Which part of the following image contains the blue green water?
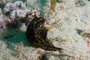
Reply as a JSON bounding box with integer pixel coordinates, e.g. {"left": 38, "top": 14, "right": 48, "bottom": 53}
{"left": 0, "top": 29, "right": 30, "bottom": 50}
{"left": 0, "top": 0, "right": 49, "bottom": 51}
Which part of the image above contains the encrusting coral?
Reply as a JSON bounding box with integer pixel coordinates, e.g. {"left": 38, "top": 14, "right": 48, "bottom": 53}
{"left": 50, "top": 0, "right": 56, "bottom": 12}
{"left": 0, "top": 0, "right": 90, "bottom": 60}
{"left": 3, "top": 1, "right": 26, "bottom": 14}
{"left": 0, "top": 9, "right": 6, "bottom": 31}
{"left": 0, "top": 1, "right": 41, "bottom": 30}
{"left": 15, "top": 42, "right": 24, "bottom": 59}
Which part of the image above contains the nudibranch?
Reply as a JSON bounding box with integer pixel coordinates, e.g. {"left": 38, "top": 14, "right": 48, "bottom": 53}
{"left": 26, "top": 16, "right": 63, "bottom": 51}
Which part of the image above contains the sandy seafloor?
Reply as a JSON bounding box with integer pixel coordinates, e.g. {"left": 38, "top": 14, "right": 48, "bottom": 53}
{"left": 0, "top": 0, "right": 90, "bottom": 60}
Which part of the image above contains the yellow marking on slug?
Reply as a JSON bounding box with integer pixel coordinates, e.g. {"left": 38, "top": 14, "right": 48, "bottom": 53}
{"left": 33, "top": 18, "right": 43, "bottom": 30}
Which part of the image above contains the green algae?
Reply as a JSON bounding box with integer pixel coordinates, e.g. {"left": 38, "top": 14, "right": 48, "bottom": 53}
{"left": 76, "top": 29, "right": 83, "bottom": 35}
{"left": 0, "top": 4, "right": 4, "bottom": 9}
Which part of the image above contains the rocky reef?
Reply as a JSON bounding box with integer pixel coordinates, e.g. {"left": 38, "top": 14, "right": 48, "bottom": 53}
{"left": 0, "top": 0, "right": 90, "bottom": 60}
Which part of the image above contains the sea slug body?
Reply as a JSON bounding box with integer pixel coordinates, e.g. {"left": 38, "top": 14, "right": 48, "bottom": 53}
{"left": 26, "top": 17, "right": 63, "bottom": 51}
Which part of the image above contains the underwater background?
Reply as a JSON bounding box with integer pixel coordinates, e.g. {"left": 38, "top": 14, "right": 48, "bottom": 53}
{"left": 0, "top": 0, "right": 90, "bottom": 60}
